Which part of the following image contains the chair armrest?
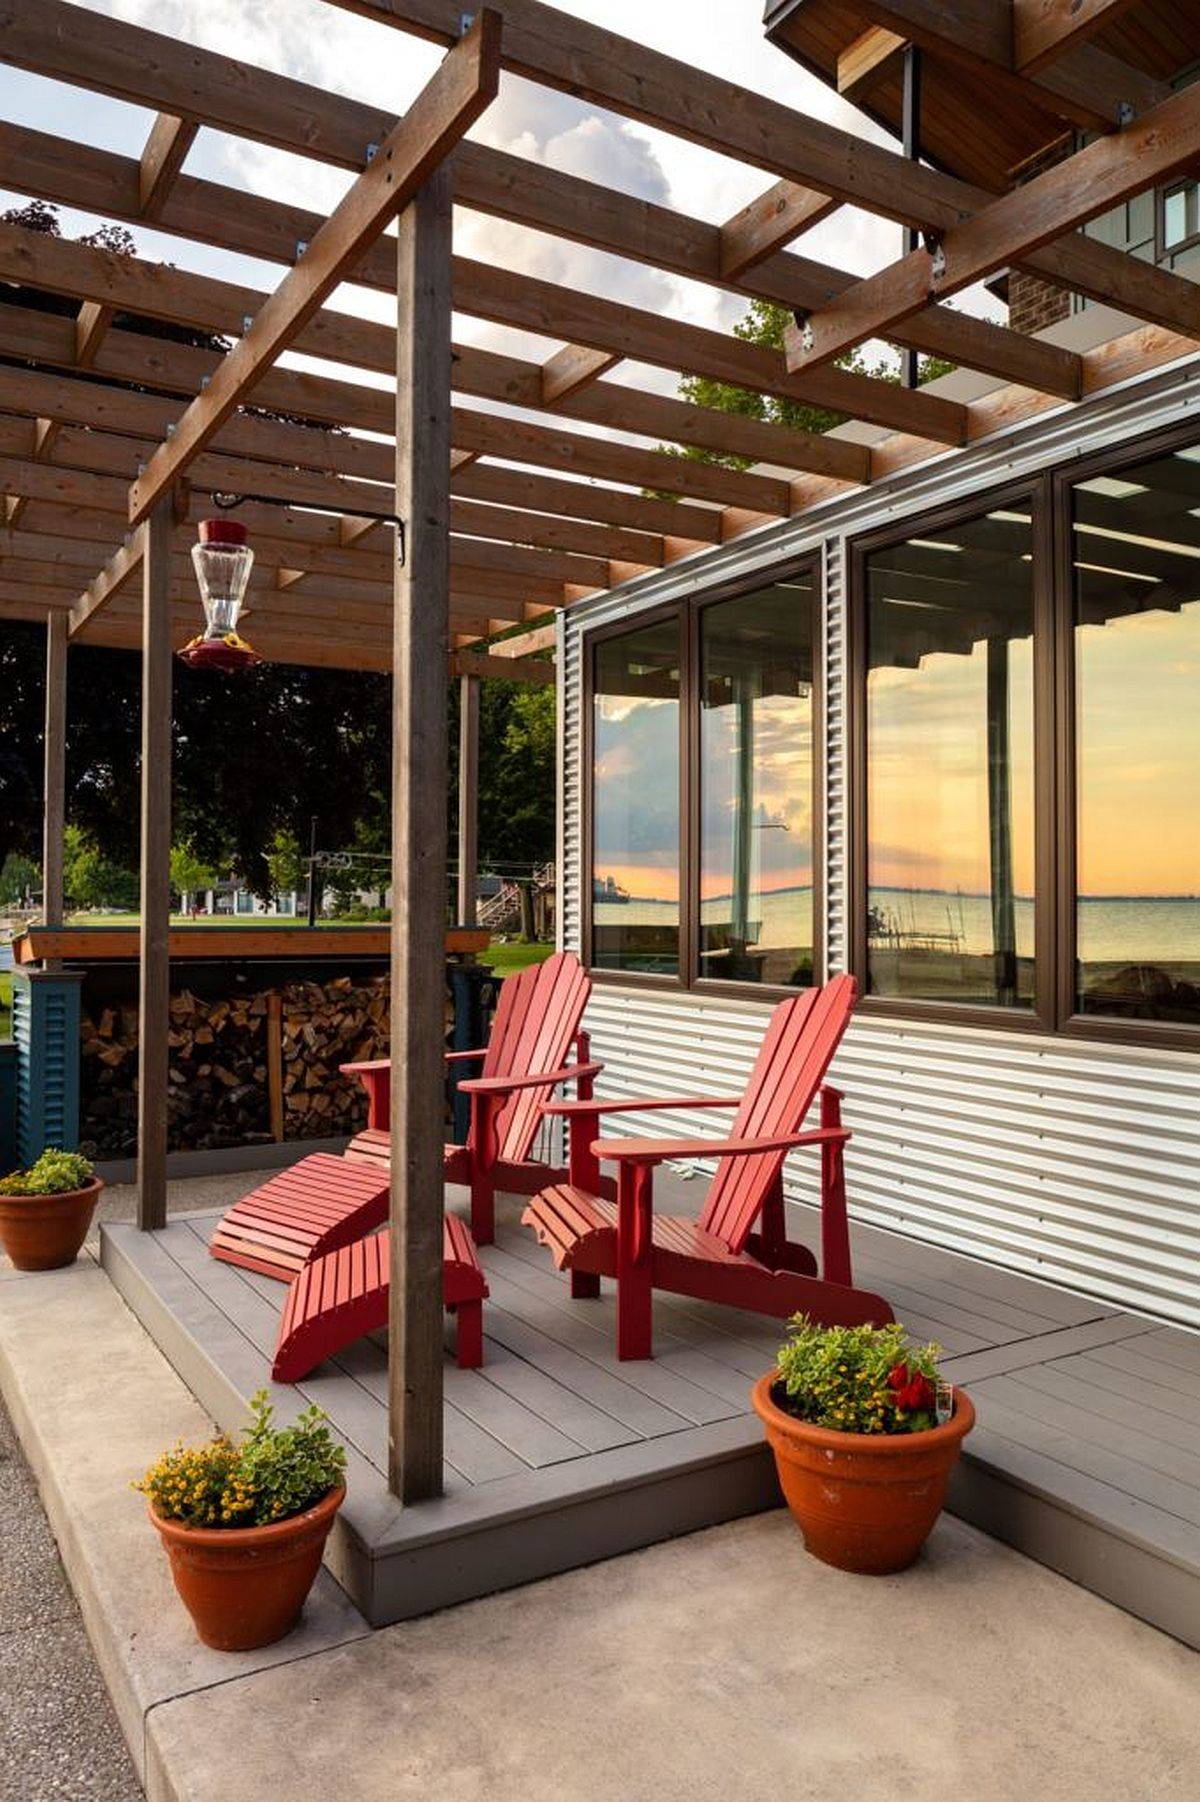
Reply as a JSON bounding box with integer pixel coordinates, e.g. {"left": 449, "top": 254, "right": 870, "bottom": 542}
{"left": 340, "top": 1058, "right": 389, "bottom": 1079}
{"left": 544, "top": 1093, "right": 742, "bottom": 1119}
{"left": 592, "top": 1126, "right": 850, "bottom": 1165}
{"left": 444, "top": 1048, "right": 488, "bottom": 1065}
{"left": 458, "top": 1061, "right": 603, "bottom": 1097}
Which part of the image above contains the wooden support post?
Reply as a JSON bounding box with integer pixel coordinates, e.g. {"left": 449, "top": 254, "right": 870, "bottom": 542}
{"left": 42, "top": 610, "right": 67, "bottom": 932}
{"left": 136, "top": 498, "right": 173, "bottom": 1231}
{"left": 388, "top": 168, "right": 452, "bottom": 1504}
{"left": 266, "top": 991, "right": 284, "bottom": 1143}
{"left": 456, "top": 673, "right": 479, "bottom": 926}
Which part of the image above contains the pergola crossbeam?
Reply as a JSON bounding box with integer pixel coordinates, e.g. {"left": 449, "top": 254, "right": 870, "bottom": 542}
{"left": 128, "top": 11, "right": 501, "bottom": 524}
{"left": 787, "top": 82, "right": 1200, "bottom": 374}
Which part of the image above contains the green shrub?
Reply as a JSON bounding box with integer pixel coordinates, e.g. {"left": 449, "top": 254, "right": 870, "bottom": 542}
{"left": 773, "top": 1317, "right": 944, "bottom": 1435}
{"left": 0, "top": 1149, "right": 95, "bottom": 1196}
{"left": 136, "top": 1391, "right": 346, "bottom": 1528}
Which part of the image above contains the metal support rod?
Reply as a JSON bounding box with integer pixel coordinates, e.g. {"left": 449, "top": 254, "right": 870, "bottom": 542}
{"left": 901, "top": 45, "right": 922, "bottom": 391}
{"left": 306, "top": 814, "right": 319, "bottom": 927}
{"left": 457, "top": 673, "right": 480, "bottom": 926}
{"left": 42, "top": 610, "right": 67, "bottom": 933}
{"left": 987, "top": 635, "right": 1018, "bottom": 1007}
{"left": 136, "top": 498, "right": 174, "bottom": 1230}
{"left": 388, "top": 168, "right": 452, "bottom": 1503}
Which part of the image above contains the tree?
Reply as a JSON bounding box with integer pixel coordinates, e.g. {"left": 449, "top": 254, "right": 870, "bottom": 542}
{"left": 0, "top": 853, "right": 39, "bottom": 907}
{"left": 62, "top": 825, "right": 138, "bottom": 912}
{"left": 264, "top": 828, "right": 307, "bottom": 902}
{"left": 449, "top": 681, "right": 557, "bottom": 871}
{"left": 169, "top": 842, "right": 219, "bottom": 901}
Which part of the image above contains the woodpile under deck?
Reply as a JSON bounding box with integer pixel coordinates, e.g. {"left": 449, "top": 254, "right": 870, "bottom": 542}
{"left": 102, "top": 1176, "right": 1200, "bottom": 1643}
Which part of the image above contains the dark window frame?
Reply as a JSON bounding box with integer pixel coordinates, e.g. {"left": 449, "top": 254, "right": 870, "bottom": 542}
{"left": 847, "top": 423, "right": 1200, "bottom": 1051}
{"left": 1156, "top": 178, "right": 1200, "bottom": 262}
{"left": 581, "top": 555, "right": 824, "bottom": 1000}
{"left": 847, "top": 476, "right": 1056, "bottom": 1036}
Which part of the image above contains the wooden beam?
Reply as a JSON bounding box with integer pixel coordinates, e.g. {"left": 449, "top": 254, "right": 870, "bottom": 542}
{"left": 788, "top": 84, "right": 1200, "bottom": 373}
{"left": 0, "top": 115, "right": 1102, "bottom": 417}
{"left": 837, "top": 27, "right": 908, "bottom": 104}
{"left": 69, "top": 532, "right": 144, "bottom": 638}
{"left": 136, "top": 498, "right": 172, "bottom": 1232}
{"left": 718, "top": 181, "right": 837, "bottom": 281}
{"left": 389, "top": 167, "right": 452, "bottom": 1504}
{"left": 456, "top": 674, "right": 479, "bottom": 925}
{"left": 1014, "top": 0, "right": 1142, "bottom": 73}
{"left": 453, "top": 648, "right": 555, "bottom": 684}
{"left": 41, "top": 610, "right": 67, "bottom": 931}
{"left": 128, "top": 12, "right": 501, "bottom": 523}
{"left": 540, "top": 344, "right": 620, "bottom": 406}
{"left": 139, "top": 113, "right": 198, "bottom": 218}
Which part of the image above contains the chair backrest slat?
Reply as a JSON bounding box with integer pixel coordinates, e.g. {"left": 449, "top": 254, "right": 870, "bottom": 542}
{"left": 483, "top": 952, "right": 591, "bottom": 1164}
{"left": 699, "top": 975, "right": 857, "bottom": 1254}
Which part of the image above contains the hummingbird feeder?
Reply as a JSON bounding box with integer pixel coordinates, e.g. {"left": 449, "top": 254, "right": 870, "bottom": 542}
{"left": 179, "top": 517, "right": 261, "bottom": 672}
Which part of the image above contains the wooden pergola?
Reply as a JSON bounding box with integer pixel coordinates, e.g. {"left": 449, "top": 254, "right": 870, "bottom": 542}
{"left": 3, "top": 0, "right": 1198, "bottom": 1501}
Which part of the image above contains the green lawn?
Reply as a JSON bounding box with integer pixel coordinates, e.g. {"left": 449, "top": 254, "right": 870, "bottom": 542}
{"left": 481, "top": 942, "right": 555, "bottom": 975}
{"left": 0, "top": 972, "right": 11, "bottom": 1041}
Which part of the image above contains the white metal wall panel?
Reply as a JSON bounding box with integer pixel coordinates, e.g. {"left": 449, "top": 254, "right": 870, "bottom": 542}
{"left": 559, "top": 356, "right": 1200, "bottom": 1331}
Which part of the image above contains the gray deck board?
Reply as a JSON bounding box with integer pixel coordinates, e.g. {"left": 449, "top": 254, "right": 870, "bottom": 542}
{"left": 99, "top": 1187, "right": 1200, "bottom": 1646}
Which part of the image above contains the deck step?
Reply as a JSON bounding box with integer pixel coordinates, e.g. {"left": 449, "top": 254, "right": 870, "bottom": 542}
{"left": 100, "top": 1208, "right": 1200, "bottom": 1644}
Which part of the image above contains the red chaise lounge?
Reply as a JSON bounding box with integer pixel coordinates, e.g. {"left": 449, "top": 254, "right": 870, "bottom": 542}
{"left": 521, "top": 975, "right": 893, "bottom": 1359}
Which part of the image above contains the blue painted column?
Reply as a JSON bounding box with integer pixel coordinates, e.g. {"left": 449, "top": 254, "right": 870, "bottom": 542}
{"left": 12, "top": 968, "right": 84, "bottom": 1165}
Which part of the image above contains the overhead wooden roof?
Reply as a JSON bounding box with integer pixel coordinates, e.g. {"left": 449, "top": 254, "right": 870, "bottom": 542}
{"left": 0, "top": 0, "right": 1197, "bottom": 674}
{"left": 765, "top": 0, "right": 1200, "bottom": 187}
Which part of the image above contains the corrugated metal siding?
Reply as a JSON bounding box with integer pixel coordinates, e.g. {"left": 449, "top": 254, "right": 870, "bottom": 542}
{"left": 561, "top": 357, "right": 1200, "bottom": 1332}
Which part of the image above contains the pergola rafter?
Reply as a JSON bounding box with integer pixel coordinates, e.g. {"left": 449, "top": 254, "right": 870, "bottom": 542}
{"left": 0, "top": 0, "right": 1191, "bottom": 671}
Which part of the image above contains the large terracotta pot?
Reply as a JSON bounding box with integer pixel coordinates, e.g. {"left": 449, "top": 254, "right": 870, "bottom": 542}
{"left": 0, "top": 1176, "right": 105, "bottom": 1271}
{"left": 149, "top": 1483, "right": 345, "bottom": 1651}
{"left": 752, "top": 1371, "right": 974, "bottom": 1574}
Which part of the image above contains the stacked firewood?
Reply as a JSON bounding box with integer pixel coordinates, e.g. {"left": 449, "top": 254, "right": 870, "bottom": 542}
{"left": 278, "top": 973, "right": 389, "bottom": 1136}
{"left": 80, "top": 990, "right": 272, "bottom": 1158}
{"left": 78, "top": 970, "right": 415, "bottom": 1158}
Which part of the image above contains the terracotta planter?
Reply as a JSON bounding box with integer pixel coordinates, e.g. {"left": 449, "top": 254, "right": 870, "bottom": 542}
{"left": 752, "top": 1371, "right": 974, "bottom": 1574}
{"left": 150, "top": 1477, "right": 340, "bottom": 1650}
{"left": 149, "top": 1483, "right": 345, "bottom": 1651}
{"left": 0, "top": 1176, "right": 105, "bottom": 1271}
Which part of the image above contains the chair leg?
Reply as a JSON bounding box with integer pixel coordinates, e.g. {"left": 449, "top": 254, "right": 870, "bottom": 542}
{"left": 820, "top": 1088, "right": 852, "bottom": 1286}
{"left": 616, "top": 1162, "right": 653, "bottom": 1359}
{"left": 570, "top": 1270, "right": 601, "bottom": 1299}
{"left": 454, "top": 1299, "right": 484, "bottom": 1369}
{"left": 470, "top": 1169, "right": 495, "bottom": 1246}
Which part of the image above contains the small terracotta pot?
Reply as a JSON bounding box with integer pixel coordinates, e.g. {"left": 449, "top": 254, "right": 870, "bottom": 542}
{"left": 149, "top": 1484, "right": 346, "bottom": 1651}
{"left": 752, "top": 1371, "right": 974, "bottom": 1575}
{"left": 0, "top": 1176, "right": 105, "bottom": 1271}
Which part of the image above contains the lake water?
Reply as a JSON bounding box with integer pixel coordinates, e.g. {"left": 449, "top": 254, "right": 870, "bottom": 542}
{"left": 596, "top": 885, "right": 1200, "bottom": 966}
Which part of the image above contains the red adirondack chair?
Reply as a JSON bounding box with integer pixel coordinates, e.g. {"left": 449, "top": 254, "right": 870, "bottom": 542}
{"left": 339, "top": 949, "right": 601, "bottom": 1244}
{"left": 521, "top": 975, "right": 893, "bottom": 1359}
{"left": 210, "top": 951, "right": 598, "bottom": 1295}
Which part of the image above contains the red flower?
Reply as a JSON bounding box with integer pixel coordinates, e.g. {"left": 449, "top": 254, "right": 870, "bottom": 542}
{"left": 887, "top": 1363, "right": 935, "bottom": 1415}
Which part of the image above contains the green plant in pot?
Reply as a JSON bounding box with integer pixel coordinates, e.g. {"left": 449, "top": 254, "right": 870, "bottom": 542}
{"left": 0, "top": 1149, "right": 104, "bottom": 1272}
{"left": 751, "top": 1316, "right": 974, "bottom": 1574}
{"left": 137, "top": 1391, "right": 347, "bottom": 1651}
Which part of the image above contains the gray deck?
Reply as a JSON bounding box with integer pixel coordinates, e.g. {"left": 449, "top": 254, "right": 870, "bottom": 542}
{"left": 101, "top": 1175, "right": 1200, "bottom": 1644}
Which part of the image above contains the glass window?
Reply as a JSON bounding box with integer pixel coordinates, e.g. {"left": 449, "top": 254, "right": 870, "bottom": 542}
{"left": 698, "top": 579, "right": 815, "bottom": 986}
{"left": 863, "top": 508, "right": 1037, "bottom": 1007}
{"left": 1071, "top": 451, "right": 1200, "bottom": 1025}
{"left": 590, "top": 618, "right": 680, "bottom": 973}
{"left": 1162, "top": 180, "right": 1200, "bottom": 254}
